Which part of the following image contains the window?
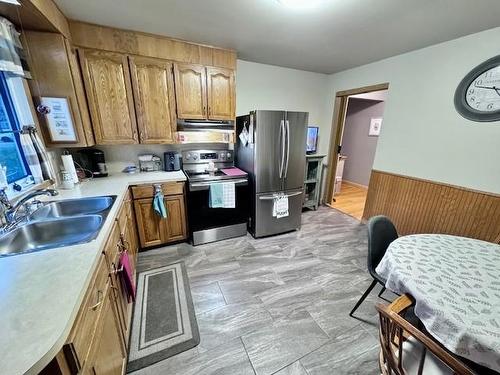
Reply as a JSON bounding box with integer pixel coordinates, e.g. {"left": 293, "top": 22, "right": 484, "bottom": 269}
{"left": 0, "top": 72, "right": 30, "bottom": 183}
{"left": 0, "top": 72, "right": 36, "bottom": 197}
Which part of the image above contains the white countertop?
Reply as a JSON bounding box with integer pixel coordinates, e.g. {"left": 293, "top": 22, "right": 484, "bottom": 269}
{"left": 0, "top": 170, "right": 186, "bottom": 375}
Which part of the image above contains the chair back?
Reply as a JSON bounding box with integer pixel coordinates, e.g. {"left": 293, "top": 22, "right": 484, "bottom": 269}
{"left": 376, "top": 295, "right": 476, "bottom": 375}
{"left": 367, "top": 215, "right": 398, "bottom": 282}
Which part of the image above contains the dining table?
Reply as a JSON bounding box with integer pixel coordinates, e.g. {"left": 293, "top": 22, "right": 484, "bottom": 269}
{"left": 376, "top": 233, "right": 500, "bottom": 373}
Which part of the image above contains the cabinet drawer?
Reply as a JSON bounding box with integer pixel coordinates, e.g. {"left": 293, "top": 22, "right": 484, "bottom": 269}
{"left": 131, "top": 181, "right": 184, "bottom": 199}
{"left": 69, "top": 256, "right": 109, "bottom": 367}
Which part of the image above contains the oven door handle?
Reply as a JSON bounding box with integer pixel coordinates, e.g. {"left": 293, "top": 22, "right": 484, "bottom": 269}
{"left": 189, "top": 179, "right": 248, "bottom": 191}
{"left": 258, "top": 191, "right": 302, "bottom": 200}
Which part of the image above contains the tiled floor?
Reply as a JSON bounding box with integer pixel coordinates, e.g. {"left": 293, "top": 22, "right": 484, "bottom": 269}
{"left": 132, "top": 206, "right": 396, "bottom": 375}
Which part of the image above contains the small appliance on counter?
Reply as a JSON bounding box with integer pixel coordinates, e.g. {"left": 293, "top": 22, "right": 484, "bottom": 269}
{"left": 182, "top": 149, "right": 249, "bottom": 245}
{"left": 138, "top": 154, "right": 162, "bottom": 172}
{"left": 164, "top": 152, "right": 182, "bottom": 171}
{"left": 75, "top": 148, "right": 108, "bottom": 178}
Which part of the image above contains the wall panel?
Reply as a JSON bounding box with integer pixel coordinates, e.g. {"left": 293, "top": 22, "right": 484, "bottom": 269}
{"left": 363, "top": 170, "right": 500, "bottom": 243}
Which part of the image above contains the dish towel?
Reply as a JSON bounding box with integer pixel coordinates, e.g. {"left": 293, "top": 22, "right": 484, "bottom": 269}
{"left": 273, "top": 194, "right": 289, "bottom": 218}
{"left": 209, "top": 183, "right": 224, "bottom": 208}
{"left": 153, "top": 191, "right": 167, "bottom": 218}
{"left": 209, "top": 182, "right": 235, "bottom": 208}
{"left": 119, "top": 251, "right": 136, "bottom": 303}
{"left": 222, "top": 182, "right": 235, "bottom": 208}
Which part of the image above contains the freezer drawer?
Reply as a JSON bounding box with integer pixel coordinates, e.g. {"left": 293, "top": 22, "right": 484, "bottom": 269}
{"left": 253, "top": 189, "right": 303, "bottom": 238}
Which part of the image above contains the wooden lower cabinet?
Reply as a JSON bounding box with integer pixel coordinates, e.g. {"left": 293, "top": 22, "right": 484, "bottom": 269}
{"left": 39, "top": 182, "right": 187, "bottom": 374}
{"left": 164, "top": 195, "right": 188, "bottom": 242}
{"left": 132, "top": 182, "right": 187, "bottom": 249}
{"left": 83, "top": 282, "right": 126, "bottom": 375}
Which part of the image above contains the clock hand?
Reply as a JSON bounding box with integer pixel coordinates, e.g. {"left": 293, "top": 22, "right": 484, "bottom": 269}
{"left": 473, "top": 85, "right": 497, "bottom": 89}
{"left": 474, "top": 85, "right": 500, "bottom": 96}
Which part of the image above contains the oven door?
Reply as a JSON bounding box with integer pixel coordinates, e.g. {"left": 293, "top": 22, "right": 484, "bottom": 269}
{"left": 187, "top": 178, "right": 249, "bottom": 234}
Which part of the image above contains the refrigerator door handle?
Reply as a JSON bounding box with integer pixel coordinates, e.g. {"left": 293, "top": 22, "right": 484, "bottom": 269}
{"left": 258, "top": 191, "right": 303, "bottom": 200}
{"left": 284, "top": 120, "right": 290, "bottom": 178}
{"left": 279, "top": 120, "right": 285, "bottom": 178}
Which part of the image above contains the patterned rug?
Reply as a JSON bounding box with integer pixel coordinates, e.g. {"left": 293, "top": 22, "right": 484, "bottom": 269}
{"left": 127, "top": 262, "right": 199, "bottom": 373}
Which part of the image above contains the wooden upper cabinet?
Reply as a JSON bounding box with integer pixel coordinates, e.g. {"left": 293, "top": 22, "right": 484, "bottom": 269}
{"left": 79, "top": 49, "right": 138, "bottom": 144}
{"left": 129, "top": 56, "right": 176, "bottom": 143}
{"left": 23, "top": 31, "right": 94, "bottom": 148}
{"left": 206, "top": 67, "right": 235, "bottom": 120}
{"left": 173, "top": 63, "right": 207, "bottom": 120}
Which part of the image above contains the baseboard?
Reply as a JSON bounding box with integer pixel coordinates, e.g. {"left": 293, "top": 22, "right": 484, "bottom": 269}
{"left": 342, "top": 180, "right": 369, "bottom": 190}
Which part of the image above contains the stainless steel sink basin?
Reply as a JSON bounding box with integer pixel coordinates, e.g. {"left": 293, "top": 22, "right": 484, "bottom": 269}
{"left": 29, "top": 195, "right": 116, "bottom": 220}
{"left": 0, "top": 215, "right": 103, "bottom": 257}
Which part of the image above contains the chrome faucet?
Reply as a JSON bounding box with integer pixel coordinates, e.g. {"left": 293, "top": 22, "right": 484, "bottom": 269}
{"left": 0, "top": 188, "right": 12, "bottom": 211}
{"left": 4, "top": 188, "right": 59, "bottom": 224}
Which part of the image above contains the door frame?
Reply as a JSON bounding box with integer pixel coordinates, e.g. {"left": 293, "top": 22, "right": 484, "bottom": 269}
{"left": 324, "top": 82, "right": 389, "bottom": 205}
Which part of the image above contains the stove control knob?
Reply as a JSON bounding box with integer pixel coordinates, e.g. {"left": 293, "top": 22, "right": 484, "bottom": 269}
{"left": 226, "top": 152, "right": 232, "bottom": 159}
{"left": 219, "top": 152, "right": 225, "bottom": 160}
{"left": 185, "top": 153, "right": 191, "bottom": 160}
{"left": 193, "top": 154, "right": 198, "bottom": 160}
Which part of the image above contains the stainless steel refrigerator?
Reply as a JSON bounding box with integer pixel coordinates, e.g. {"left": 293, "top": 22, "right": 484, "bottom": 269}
{"left": 235, "top": 110, "right": 308, "bottom": 238}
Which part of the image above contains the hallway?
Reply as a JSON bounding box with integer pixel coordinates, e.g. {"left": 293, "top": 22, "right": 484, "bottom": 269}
{"left": 330, "top": 182, "right": 368, "bottom": 220}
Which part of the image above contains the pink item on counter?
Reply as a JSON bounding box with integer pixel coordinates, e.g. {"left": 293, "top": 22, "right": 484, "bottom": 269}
{"left": 119, "top": 251, "right": 136, "bottom": 303}
{"left": 221, "top": 167, "right": 247, "bottom": 177}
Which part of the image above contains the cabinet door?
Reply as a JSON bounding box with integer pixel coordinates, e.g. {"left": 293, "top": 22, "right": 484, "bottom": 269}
{"left": 129, "top": 56, "right": 177, "bottom": 143}
{"left": 163, "top": 195, "right": 187, "bottom": 242}
{"left": 173, "top": 63, "right": 207, "bottom": 120}
{"left": 125, "top": 199, "right": 139, "bottom": 266}
{"left": 85, "top": 284, "right": 126, "bottom": 375}
{"left": 79, "top": 49, "right": 138, "bottom": 144}
{"left": 24, "top": 31, "right": 94, "bottom": 147}
{"left": 133, "top": 198, "right": 164, "bottom": 248}
{"left": 206, "top": 67, "right": 235, "bottom": 120}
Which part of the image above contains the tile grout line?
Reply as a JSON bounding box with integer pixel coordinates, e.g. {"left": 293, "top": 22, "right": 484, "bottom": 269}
{"left": 216, "top": 280, "right": 229, "bottom": 305}
{"left": 239, "top": 337, "right": 258, "bottom": 375}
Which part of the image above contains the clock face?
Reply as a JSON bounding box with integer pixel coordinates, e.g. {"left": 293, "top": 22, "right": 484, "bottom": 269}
{"left": 465, "top": 66, "right": 500, "bottom": 112}
{"left": 454, "top": 55, "right": 500, "bottom": 122}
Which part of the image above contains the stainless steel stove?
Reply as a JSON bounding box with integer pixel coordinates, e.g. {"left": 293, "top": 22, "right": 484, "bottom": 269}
{"left": 182, "top": 150, "right": 249, "bottom": 245}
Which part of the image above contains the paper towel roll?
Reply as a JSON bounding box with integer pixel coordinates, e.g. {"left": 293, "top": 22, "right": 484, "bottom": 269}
{"left": 61, "top": 154, "right": 79, "bottom": 183}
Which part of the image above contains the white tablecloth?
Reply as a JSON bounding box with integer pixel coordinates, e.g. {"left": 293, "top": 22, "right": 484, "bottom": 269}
{"left": 376, "top": 234, "right": 500, "bottom": 372}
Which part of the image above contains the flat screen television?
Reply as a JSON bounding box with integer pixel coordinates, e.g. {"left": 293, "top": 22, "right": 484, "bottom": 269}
{"left": 306, "top": 126, "right": 319, "bottom": 154}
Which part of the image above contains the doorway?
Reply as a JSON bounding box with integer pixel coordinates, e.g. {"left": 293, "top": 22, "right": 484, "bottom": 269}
{"left": 324, "top": 83, "right": 389, "bottom": 220}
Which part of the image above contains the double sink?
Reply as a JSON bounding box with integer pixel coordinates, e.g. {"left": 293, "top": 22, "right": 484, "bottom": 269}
{"left": 0, "top": 195, "right": 116, "bottom": 257}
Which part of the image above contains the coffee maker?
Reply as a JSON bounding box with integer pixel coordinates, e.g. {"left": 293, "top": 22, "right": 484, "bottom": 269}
{"left": 75, "top": 148, "right": 108, "bottom": 178}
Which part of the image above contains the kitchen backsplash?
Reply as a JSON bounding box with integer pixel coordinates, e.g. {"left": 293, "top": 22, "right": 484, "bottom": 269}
{"left": 97, "top": 144, "right": 231, "bottom": 173}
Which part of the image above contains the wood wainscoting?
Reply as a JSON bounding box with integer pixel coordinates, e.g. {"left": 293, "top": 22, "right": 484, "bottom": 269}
{"left": 362, "top": 170, "right": 500, "bottom": 244}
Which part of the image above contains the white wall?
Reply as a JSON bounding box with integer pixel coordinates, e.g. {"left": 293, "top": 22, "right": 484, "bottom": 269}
{"left": 236, "top": 60, "right": 331, "bottom": 155}
{"left": 325, "top": 26, "right": 500, "bottom": 194}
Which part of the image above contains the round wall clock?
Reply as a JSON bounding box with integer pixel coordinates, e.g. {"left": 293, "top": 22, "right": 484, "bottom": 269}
{"left": 454, "top": 55, "right": 500, "bottom": 122}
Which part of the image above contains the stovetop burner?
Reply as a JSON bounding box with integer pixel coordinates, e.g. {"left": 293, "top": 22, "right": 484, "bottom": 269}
{"left": 184, "top": 169, "right": 246, "bottom": 182}
{"left": 182, "top": 149, "right": 247, "bottom": 183}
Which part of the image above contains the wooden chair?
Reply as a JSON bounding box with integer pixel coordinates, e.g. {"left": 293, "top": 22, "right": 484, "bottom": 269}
{"left": 375, "top": 295, "right": 477, "bottom": 375}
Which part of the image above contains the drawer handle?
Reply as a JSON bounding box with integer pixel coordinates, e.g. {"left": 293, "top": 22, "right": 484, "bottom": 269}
{"left": 89, "top": 290, "right": 103, "bottom": 310}
{"left": 111, "top": 264, "right": 124, "bottom": 275}
{"left": 154, "top": 184, "right": 162, "bottom": 194}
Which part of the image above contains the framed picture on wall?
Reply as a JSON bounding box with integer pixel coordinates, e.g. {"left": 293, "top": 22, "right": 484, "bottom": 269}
{"left": 369, "top": 118, "right": 383, "bottom": 136}
{"left": 38, "top": 97, "right": 78, "bottom": 143}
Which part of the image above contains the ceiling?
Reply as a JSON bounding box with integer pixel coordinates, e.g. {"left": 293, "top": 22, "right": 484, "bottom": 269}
{"left": 54, "top": 0, "right": 500, "bottom": 74}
